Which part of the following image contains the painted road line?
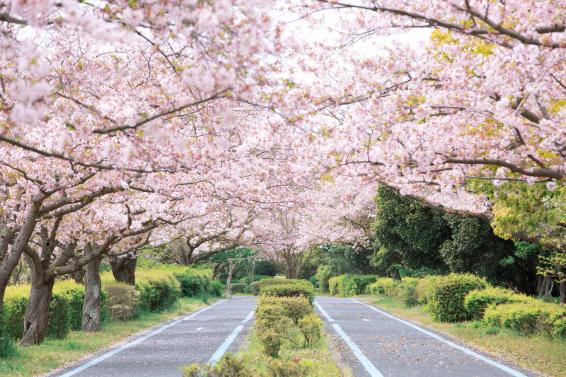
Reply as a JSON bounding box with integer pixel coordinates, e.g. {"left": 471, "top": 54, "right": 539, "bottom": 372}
{"left": 352, "top": 299, "right": 528, "bottom": 377}
{"left": 314, "top": 301, "right": 335, "bottom": 322}
{"left": 208, "top": 310, "right": 255, "bottom": 364}
{"left": 58, "top": 301, "right": 224, "bottom": 377}
{"left": 332, "top": 324, "right": 384, "bottom": 377}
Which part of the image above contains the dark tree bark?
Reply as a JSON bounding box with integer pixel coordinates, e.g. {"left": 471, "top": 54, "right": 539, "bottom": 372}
{"left": 225, "top": 260, "right": 236, "bottom": 296}
{"left": 110, "top": 254, "right": 137, "bottom": 285}
{"left": 70, "top": 268, "right": 85, "bottom": 284}
{"left": 20, "top": 261, "right": 55, "bottom": 346}
{"left": 559, "top": 280, "right": 565, "bottom": 304}
{"left": 82, "top": 255, "right": 102, "bottom": 332}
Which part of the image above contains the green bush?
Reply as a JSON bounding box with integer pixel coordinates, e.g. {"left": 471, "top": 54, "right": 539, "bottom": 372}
{"left": 367, "top": 278, "right": 397, "bottom": 295}
{"left": 259, "top": 282, "right": 314, "bottom": 304}
{"left": 484, "top": 302, "right": 566, "bottom": 337}
{"left": 135, "top": 271, "right": 182, "bottom": 312}
{"left": 209, "top": 281, "right": 224, "bottom": 297}
{"left": 183, "top": 353, "right": 252, "bottom": 377}
{"left": 54, "top": 281, "right": 85, "bottom": 331}
{"left": 256, "top": 302, "right": 293, "bottom": 357}
{"left": 266, "top": 358, "right": 310, "bottom": 377}
{"left": 316, "top": 265, "right": 334, "bottom": 292}
{"left": 105, "top": 283, "right": 139, "bottom": 321}
{"left": 4, "top": 287, "right": 28, "bottom": 340}
{"left": 415, "top": 275, "right": 442, "bottom": 304}
{"left": 47, "top": 291, "right": 71, "bottom": 339}
{"left": 258, "top": 296, "right": 311, "bottom": 325}
{"left": 0, "top": 309, "right": 17, "bottom": 358}
{"left": 173, "top": 269, "right": 211, "bottom": 299}
{"left": 464, "top": 287, "right": 528, "bottom": 320}
{"left": 426, "top": 274, "right": 487, "bottom": 322}
{"left": 228, "top": 282, "right": 249, "bottom": 294}
{"left": 328, "top": 274, "right": 377, "bottom": 296}
{"left": 298, "top": 313, "right": 322, "bottom": 347}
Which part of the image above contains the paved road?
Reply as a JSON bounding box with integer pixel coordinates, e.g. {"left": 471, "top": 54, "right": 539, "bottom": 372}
{"left": 50, "top": 296, "right": 256, "bottom": 377}
{"left": 315, "top": 297, "right": 536, "bottom": 377}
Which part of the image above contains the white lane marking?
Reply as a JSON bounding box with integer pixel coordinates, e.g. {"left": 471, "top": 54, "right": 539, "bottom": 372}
{"left": 314, "top": 301, "right": 335, "bottom": 322}
{"left": 332, "top": 324, "right": 384, "bottom": 377}
{"left": 352, "top": 299, "right": 528, "bottom": 377}
{"left": 363, "top": 319, "right": 370, "bottom": 322}
{"left": 208, "top": 310, "right": 255, "bottom": 364}
{"left": 58, "top": 301, "right": 224, "bottom": 377}
{"left": 196, "top": 327, "right": 204, "bottom": 331}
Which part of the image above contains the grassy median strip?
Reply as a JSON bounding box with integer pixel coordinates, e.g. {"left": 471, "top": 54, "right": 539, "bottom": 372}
{"left": 0, "top": 298, "right": 212, "bottom": 377}
{"left": 364, "top": 295, "right": 566, "bottom": 377}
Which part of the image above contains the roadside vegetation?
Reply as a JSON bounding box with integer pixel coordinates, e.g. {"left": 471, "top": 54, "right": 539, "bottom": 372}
{"left": 0, "top": 263, "right": 222, "bottom": 376}
{"left": 185, "top": 278, "right": 348, "bottom": 377}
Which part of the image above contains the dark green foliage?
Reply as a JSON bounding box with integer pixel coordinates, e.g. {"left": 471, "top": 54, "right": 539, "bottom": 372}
{"left": 371, "top": 186, "right": 535, "bottom": 292}
{"left": 229, "top": 282, "right": 249, "bottom": 294}
{"left": 56, "top": 283, "right": 85, "bottom": 331}
{"left": 47, "top": 292, "right": 70, "bottom": 339}
{"left": 426, "top": 274, "right": 487, "bottom": 322}
{"left": 0, "top": 310, "right": 17, "bottom": 358}
{"left": 209, "top": 281, "right": 224, "bottom": 297}
{"left": 440, "top": 216, "right": 517, "bottom": 282}
{"left": 372, "top": 186, "right": 450, "bottom": 274}
{"left": 3, "top": 292, "right": 27, "bottom": 340}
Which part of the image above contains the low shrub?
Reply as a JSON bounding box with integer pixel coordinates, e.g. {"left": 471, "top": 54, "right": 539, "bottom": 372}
{"left": 484, "top": 302, "right": 566, "bottom": 337}
{"left": 48, "top": 290, "right": 71, "bottom": 339}
{"left": 209, "top": 281, "right": 224, "bottom": 297}
{"left": 173, "top": 269, "right": 212, "bottom": 299}
{"left": 464, "top": 287, "right": 528, "bottom": 320}
{"left": 183, "top": 353, "right": 253, "bottom": 377}
{"left": 105, "top": 283, "right": 139, "bottom": 321}
{"left": 54, "top": 281, "right": 85, "bottom": 331}
{"left": 415, "top": 275, "right": 442, "bottom": 304}
{"left": 135, "top": 271, "right": 182, "bottom": 312}
{"left": 259, "top": 282, "right": 314, "bottom": 304}
{"left": 256, "top": 301, "right": 293, "bottom": 357}
{"left": 426, "top": 274, "right": 487, "bottom": 322}
{"left": 4, "top": 287, "right": 28, "bottom": 339}
{"left": 228, "top": 282, "right": 249, "bottom": 294}
{"left": 266, "top": 358, "right": 310, "bottom": 377}
{"left": 0, "top": 310, "right": 17, "bottom": 358}
{"left": 258, "top": 296, "right": 311, "bottom": 324}
{"left": 367, "top": 278, "right": 397, "bottom": 295}
{"left": 328, "top": 274, "right": 377, "bottom": 296}
{"left": 298, "top": 313, "right": 322, "bottom": 347}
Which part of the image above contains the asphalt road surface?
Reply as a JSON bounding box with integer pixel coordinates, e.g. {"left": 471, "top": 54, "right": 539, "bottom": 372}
{"left": 49, "top": 296, "right": 256, "bottom": 377}
{"left": 315, "top": 297, "right": 536, "bottom": 377}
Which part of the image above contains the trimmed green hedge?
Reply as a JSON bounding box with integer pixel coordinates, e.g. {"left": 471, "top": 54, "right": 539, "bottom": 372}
{"left": 328, "top": 274, "right": 378, "bottom": 297}
{"left": 464, "top": 287, "right": 528, "bottom": 320}
{"left": 259, "top": 280, "right": 315, "bottom": 304}
{"left": 135, "top": 271, "right": 182, "bottom": 312}
{"left": 425, "top": 274, "right": 487, "bottom": 322}
{"left": 484, "top": 302, "right": 566, "bottom": 337}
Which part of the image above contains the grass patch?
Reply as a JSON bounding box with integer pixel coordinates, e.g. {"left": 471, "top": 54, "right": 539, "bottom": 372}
{"left": 0, "top": 297, "right": 213, "bottom": 377}
{"left": 362, "top": 295, "right": 566, "bottom": 377}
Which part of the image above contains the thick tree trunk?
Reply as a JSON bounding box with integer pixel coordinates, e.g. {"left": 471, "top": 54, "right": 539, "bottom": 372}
{"left": 110, "top": 255, "right": 137, "bottom": 285}
{"left": 225, "top": 260, "right": 235, "bottom": 296}
{"left": 20, "top": 276, "right": 55, "bottom": 346}
{"left": 559, "top": 280, "right": 565, "bottom": 305}
{"left": 82, "top": 257, "right": 102, "bottom": 332}
{"left": 390, "top": 268, "right": 402, "bottom": 281}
